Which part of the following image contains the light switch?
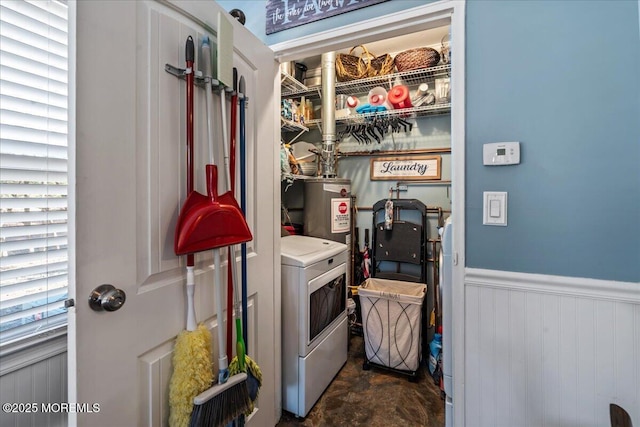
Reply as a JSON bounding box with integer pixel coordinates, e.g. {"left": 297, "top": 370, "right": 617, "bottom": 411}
{"left": 489, "top": 199, "right": 501, "bottom": 217}
{"left": 483, "top": 192, "right": 507, "bottom": 226}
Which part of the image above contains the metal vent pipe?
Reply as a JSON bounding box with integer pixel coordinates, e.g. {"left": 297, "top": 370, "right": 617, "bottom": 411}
{"left": 320, "top": 51, "right": 336, "bottom": 177}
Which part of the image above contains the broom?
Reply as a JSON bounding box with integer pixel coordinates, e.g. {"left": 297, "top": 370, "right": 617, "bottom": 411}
{"left": 169, "top": 35, "right": 214, "bottom": 427}
{"left": 188, "top": 34, "right": 251, "bottom": 427}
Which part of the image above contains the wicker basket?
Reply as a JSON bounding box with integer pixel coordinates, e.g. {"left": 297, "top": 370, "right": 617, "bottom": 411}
{"left": 336, "top": 45, "right": 394, "bottom": 82}
{"left": 336, "top": 46, "right": 367, "bottom": 82}
{"left": 394, "top": 47, "right": 440, "bottom": 72}
{"left": 360, "top": 45, "right": 394, "bottom": 78}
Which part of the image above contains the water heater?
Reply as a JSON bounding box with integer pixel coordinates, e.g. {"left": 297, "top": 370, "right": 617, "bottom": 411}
{"left": 304, "top": 177, "right": 351, "bottom": 287}
{"left": 303, "top": 178, "right": 351, "bottom": 243}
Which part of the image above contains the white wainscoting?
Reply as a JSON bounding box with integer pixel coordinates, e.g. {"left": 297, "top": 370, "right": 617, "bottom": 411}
{"left": 464, "top": 268, "right": 639, "bottom": 427}
{"left": 0, "top": 335, "right": 68, "bottom": 427}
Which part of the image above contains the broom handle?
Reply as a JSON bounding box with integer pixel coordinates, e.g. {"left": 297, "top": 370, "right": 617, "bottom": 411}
{"left": 226, "top": 75, "right": 239, "bottom": 362}
{"left": 202, "top": 37, "right": 216, "bottom": 166}
{"left": 203, "top": 38, "right": 228, "bottom": 383}
{"left": 186, "top": 266, "right": 196, "bottom": 331}
{"left": 185, "top": 36, "right": 194, "bottom": 197}
{"left": 220, "top": 85, "right": 235, "bottom": 362}
{"left": 203, "top": 39, "right": 232, "bottom": 374}
{"left": 213, "top": 248, "right": 229, "bottom": 384}
{"left": 185, "top": 36, "right": 195, "bottom": 268}
{"left": 239, "top": 80, "right": 248, "bottom": 350}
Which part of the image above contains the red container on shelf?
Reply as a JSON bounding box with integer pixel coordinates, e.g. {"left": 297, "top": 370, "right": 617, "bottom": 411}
{"left": 387, "top": 85, "right": 413, "bottom": 109}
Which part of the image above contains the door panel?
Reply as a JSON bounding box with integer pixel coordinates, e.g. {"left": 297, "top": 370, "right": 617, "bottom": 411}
{"left": 69, "top": 1, "right": 278, "bottom": 425}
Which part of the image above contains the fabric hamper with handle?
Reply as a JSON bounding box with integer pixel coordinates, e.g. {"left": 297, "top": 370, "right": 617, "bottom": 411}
{"left": 358, "top": 278, "right": 426, "bottom": 373}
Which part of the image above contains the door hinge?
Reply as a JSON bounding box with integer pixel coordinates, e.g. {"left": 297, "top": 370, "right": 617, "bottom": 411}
{"left": 453, "top": 252, "right": 459, "bottom": 266}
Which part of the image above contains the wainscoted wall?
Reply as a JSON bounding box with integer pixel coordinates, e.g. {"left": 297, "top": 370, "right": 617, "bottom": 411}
{"left": 0, "top": 335, "right": 67, "bottom": 427}
{"left": 464, "top": 269, "right": 640, "bottom": 427}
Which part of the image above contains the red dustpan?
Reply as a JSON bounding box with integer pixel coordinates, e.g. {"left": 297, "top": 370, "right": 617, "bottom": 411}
{"left": 174, "top": 164, "right": 252, "bottom": 255}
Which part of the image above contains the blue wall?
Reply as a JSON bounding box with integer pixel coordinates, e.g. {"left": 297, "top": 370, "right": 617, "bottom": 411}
{"left": 220, "top": 0, "right": 640, "bottom": 283}
{"left": 466, "top": 0, "right": 639, "bottom": 282}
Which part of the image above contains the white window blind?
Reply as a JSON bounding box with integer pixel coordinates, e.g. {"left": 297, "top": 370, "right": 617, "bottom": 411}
{"left": 0, "top": 0, "right": 68, "bottom": 346}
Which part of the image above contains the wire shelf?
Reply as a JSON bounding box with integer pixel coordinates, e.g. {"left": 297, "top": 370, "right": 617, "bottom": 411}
{"left": 281, "top": 72, "right": 308, "bottom": 94}
{"left": 281, "top": 117, "right": 308, "bottom": 133}
{"left": 280, "top": 64, "right": 450, "bottom": 138}
{"left": 336, "top": 64, "right": 451, "bottom": 96}
{"left": 304, "top": 103, "right": 450, "bottom": 128}
{"left": 282, "top": 64, "right": 451, "bottom": 98}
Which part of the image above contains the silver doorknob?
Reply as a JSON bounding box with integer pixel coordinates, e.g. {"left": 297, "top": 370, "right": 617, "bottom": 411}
{"left": 89, "top": 284, "right": 126, "bottom": 312}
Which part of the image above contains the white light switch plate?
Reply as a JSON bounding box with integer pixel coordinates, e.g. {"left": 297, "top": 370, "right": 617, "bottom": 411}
{"left": 483, "top": 192, "right": 507, "bottom": 226}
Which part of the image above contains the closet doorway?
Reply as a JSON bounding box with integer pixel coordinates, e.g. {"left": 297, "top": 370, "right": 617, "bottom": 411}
{"left": 271, "top": 2, "right": 466, "bottom": 426}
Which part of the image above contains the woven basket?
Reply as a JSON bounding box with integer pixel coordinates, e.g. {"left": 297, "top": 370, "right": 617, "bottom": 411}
{"left": 336, "top": 45, "right": 394, "bottom": 82}
{"left": 394, "top": 47, "right": 440, "bottom": 72}
{"left": 336, "top": 46, "right": 367, "bottom": 82}
{"left": 359, "top": 45, "right": 394, "bottom": 78}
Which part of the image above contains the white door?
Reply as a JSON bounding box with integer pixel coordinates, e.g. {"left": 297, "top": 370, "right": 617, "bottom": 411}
{"left": 68, "top": 1, "right": 279, "bottom": 426}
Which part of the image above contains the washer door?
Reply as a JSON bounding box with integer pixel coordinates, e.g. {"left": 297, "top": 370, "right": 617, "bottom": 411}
{"left": 301, "top": 262, "right": 346, "bottom": 355}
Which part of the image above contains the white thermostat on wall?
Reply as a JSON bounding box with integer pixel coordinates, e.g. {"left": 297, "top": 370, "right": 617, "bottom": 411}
{"left": 483, "top": 142, "right": 520, "bottom": 165}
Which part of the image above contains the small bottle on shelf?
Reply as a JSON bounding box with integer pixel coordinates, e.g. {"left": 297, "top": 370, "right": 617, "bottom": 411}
{"left": 305, "top": 99, "right": 313, "bottom": 120}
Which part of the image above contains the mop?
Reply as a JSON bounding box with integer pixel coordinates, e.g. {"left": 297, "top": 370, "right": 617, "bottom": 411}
{"left": 188, "top": 32, "right": 250, "bottom": 427}
{"left": 169, "top": 35, "right": 214, "bottom": 427}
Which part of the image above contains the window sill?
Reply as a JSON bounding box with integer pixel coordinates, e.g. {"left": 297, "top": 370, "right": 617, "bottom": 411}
{"left": 0, "top": 326, "right": 67, "bottom": 377}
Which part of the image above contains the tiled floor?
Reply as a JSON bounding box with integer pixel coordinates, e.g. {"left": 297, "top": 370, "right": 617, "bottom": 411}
{"left": 276, "top": 333, "right": 445, "bottom": 427}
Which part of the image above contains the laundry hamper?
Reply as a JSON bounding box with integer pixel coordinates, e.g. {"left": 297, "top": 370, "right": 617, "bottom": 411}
{"left": 358, "top": 278, "right": 426, "bottom": 378}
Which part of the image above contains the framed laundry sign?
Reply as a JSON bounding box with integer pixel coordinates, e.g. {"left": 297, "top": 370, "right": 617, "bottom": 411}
{"left": 370, "top": 156, "right": 442, "bottom": 181}
{"left": 266, "top": 0, "right": 389, "bottom": 35}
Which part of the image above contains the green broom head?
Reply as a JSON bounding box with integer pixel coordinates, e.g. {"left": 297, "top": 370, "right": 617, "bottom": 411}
{"left": 229, "top": 355, "right": 262, "bottom": 414}
{"left": 169, "top": 324, "right": 214, "bottom": 427}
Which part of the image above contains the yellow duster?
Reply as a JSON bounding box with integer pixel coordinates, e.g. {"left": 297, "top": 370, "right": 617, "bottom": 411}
{"left": 169, "top": 323, "right": 213, "bottom": 427}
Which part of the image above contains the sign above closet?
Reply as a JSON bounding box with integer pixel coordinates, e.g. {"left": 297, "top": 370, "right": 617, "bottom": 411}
{"left": 266, "top": 0, "right": 389, "bottom": 34}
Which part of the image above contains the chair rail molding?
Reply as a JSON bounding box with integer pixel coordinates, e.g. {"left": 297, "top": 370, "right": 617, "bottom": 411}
{"left": 465, "top": 268, "right": 640, "bottom": 303}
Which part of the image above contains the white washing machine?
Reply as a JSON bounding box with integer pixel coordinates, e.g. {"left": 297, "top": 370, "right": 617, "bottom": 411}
{"left": 281, "top": 235, "right": 348, "bottom": 417}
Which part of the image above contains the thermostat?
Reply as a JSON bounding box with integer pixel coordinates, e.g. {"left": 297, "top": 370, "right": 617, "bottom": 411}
{"left": 483, "top": 142, "right": 520, "bottom": 165}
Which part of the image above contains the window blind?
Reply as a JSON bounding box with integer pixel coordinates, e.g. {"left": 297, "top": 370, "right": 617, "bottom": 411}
{"left": 0, "top": 0, "right": 69, "bottom": 346}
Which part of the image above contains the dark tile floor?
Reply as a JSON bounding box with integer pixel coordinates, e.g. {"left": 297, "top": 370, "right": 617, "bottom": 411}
{"left": 276, "top": 333, "right": 445, "bottom": 427}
